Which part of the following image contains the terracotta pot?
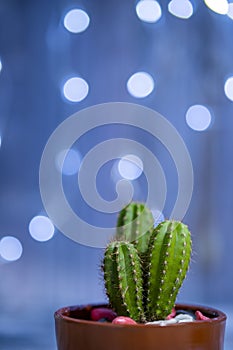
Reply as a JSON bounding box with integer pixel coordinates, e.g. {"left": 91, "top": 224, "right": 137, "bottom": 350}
{"left": 54, "top": 303, "right": 226, "bottom": 350}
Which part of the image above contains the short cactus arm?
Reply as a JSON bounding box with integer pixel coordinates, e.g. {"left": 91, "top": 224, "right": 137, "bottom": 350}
{"left": 116, "top": 202, "right": 154, "bottom": 255}
{"left": 147, "top": 221, "right": 192, "bottom": 321}
{"left": 103, "top": 241, "right": 145, "bottom": 322}
{"left": 103, "top": 242, "right": 127, "bottom": 316}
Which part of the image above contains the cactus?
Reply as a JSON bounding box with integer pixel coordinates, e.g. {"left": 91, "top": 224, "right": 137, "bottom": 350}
{"left": 103, "top": 202, "right": 192, "bottom": 323}
{"left": 116, "top": 202, "right": 154, "bottom": 255}
{"left": 146, "top": 220, "right": 192, "bottom": 320}
{"left": 103, "top": 241, "right": 145, "bottom": 322}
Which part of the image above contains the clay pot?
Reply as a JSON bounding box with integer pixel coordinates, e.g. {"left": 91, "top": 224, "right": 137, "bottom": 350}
{"left": 54, "top": 303, "right": 226, "bottom": 350}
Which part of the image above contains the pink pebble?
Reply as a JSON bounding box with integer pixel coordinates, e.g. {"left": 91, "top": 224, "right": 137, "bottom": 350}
{"left": 195, "top": 310, "right": 210, "bottom": 321}
{"left": 91, "top": 307, "right": 117, "bottom": 322}
{"left": 166, "top": 308, "right": 176, "bottom": 320}
{"left": 112, "top": 316, "right": 137, "bottom": 325}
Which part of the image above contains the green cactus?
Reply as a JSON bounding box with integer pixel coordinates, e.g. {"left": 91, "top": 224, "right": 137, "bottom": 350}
{"left": 146, "top": 220, "right": 192, "bottom": 321}
{"left": 116, "top": 202, "right": 154, "bottom": 255}
{"left": 103, "top": 202, "right": 192, "bottom": 323}
{"left": 103, "top": 241, "right": 145, "bottom": 322}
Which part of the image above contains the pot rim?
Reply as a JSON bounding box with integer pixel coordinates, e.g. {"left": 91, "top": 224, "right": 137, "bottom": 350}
{"left": 54, "top": 303, "right": 227, "bottom": 328}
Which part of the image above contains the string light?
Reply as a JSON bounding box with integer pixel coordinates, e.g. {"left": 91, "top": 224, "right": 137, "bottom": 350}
{"left": 136, "top": 0, "right": 162, "bottom": 23}
{"left": 0, "top": 236, "right": 23, "bottom": 262}
{"left": 63, "top": 77, "right": 89, "bottom": 102}
{"left": 118, "top": 154, "right": 144, "bottom": 180}
{"left": 29, "top": 216, "right": 55, "bottom": 242}
{"left": 64, "top": 9, "right": 90, "bottom": 33}
{"left": 227, "top": 3, "right": 233, "bottom": 19}
{"left": 127, "top": 72, "right": 154, "bottom": 98}
{"left": 203, "top": 0, "right": 228, "bottom": 15}
{"left": 224, "top": 76, "right": 233, "bottom": 101}
{"left": 185, "top": 105, "right": 212, "bottom": 131}
{"left": 168, "top": 0, "right": 193, "bottom": 19}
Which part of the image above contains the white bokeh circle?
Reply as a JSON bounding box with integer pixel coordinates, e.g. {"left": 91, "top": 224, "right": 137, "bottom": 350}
{"left": 63, "top": 9, "right": 90, "bottom": 33}
{"left": 127, "top": 72, "right": 154, "bottom": 98}
{"left": 63, "top": 77, "right": 89, "bottom": 102}
{"left": 136, "top": 1, "right": 162, "bottom": 23}
{"left": 0, "top": 236, "right": 23, "bottom": 261}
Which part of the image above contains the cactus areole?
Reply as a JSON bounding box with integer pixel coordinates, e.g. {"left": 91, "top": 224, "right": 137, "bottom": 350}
{"left": 103, "top": 202, "right": 192, "bottom": 323}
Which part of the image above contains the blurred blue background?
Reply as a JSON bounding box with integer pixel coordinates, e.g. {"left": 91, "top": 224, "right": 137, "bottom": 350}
{"left": 0, "top": 0, "right": 233, "bottom": 348}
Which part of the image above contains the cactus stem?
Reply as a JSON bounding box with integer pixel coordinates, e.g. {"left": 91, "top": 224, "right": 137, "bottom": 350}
{"left": 146, "top": 221, "right": 192, "bottom": 320}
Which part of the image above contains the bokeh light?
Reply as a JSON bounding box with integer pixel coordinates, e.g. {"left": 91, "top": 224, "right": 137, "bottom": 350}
{"left": 168, "top": 0, "right": 193, "bottom": 19}
{"left": 56, "top": 149, "right": 82, "bottom": 175}
{"left": 204, "top": 0, "right": 228, "bottom": 15}
{"left": 152, "top": 209, "right": 165, "bottom": 226}
{"left": 64, "top": 9, "right": 90, "bottom": 33}
{"left": 227, "top": 3, "right": 233, "bottom": 19}
{"left": 118, "top": 154, "right": 143, "bottom": 180}
{"left": 29, "top": 216, "right": 55, "bottom": 242}
{"left": 185, "top": 104, "right": 212, "bottom": 131}
{"left": 63, "top": 77, "right": 89, "bottom": 102}
{"left": 224, "top": 76, "right": 233, "bottom": 101}
{"left": 0, "top": 236, "right": 23, "bottom": 262}
{"left": 127, "top": 72, "right": 154, "bottom": 98}
{"left": 136, "top": 0, "right": 162, "bottom": 23}
{"left": 0, "top": 59, "right": 2, "bottom": 73}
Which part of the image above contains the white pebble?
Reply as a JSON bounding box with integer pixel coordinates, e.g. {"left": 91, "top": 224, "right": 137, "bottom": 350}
{"left": 178, "top": 318, "right": 194, "bottom": 323}
{"left": 146, "top": 318, "right": 177, "bottom": 326}
{"left": 175, "top": 314, "right": 194, "bottom": 322}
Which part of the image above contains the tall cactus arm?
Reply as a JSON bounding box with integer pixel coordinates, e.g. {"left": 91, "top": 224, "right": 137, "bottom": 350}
{"left": 146, "top": 221, "right": 192, "bottom": 321}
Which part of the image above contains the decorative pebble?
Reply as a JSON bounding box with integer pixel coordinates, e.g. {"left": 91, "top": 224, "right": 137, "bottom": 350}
{"left": 146, "top": 318, "right": 178, "bottom": 326}
{"left": 112, "top": 316, "right": 137, "bottom": 325}
{"left": 195, "top": 310, "right": 210, "bottom": 321}
{"left": 178, "top": 318, "right": 194, "bottom": 323}
{"left": 175, "top": 313, "right": 194, "bottom": 322}
{"left": 90, "top": 307, "right": 117, "bottom": 322}
{"left": 176, "top": 309, "right": 196, "bottom": 319}
{"left": 166, "top": 308, "right": 176, "bottom": 320}
{"left": 146, "top": 320, "right": 165, "bottom": 325}
{"left": 145, "top": 309, "right": 208, "bottom": 326}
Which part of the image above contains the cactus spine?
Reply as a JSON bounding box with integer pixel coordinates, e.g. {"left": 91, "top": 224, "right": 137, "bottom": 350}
{"left": 103, "top": 202, "right": 192, "bottom": 323}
